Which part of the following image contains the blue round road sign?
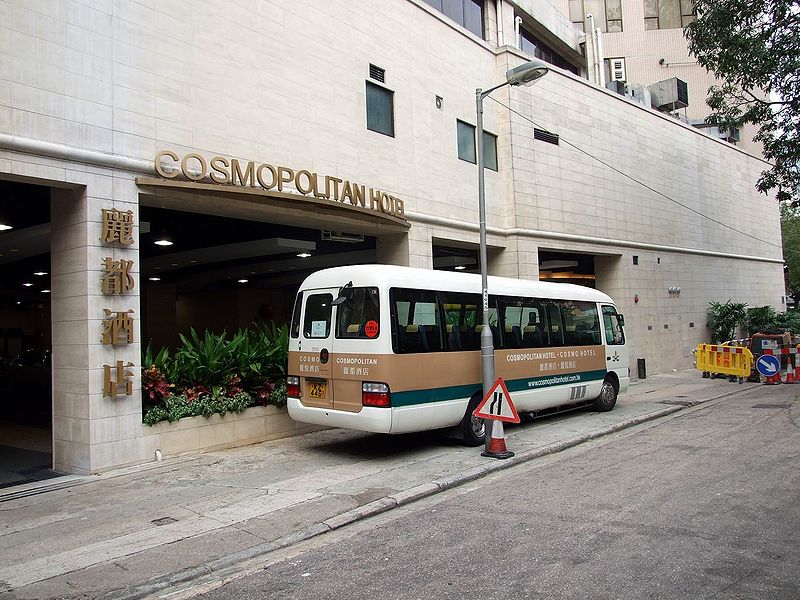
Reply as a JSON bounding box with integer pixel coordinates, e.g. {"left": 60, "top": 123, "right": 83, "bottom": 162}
{"left": 756, "top": 354, "right": 781, "bottom": 377}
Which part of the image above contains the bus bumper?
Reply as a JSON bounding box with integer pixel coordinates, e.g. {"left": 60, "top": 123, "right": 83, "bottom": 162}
{"left": 287, "top": 398, "right": 392, "bottom": 434}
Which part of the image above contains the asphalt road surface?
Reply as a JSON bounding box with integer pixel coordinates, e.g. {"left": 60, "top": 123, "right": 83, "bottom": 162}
{"left": 190, "top": 384, "right": 800, "bottom": 600}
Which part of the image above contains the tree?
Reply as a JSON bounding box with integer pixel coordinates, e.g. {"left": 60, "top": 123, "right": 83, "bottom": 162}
{"left": 782, "top": 202, "right": 800, "bottom": 306}
{"left": 685, "top": 0, "right": 799, "bottom": 205}
{"left": 706, "top": 300, "right": 748, "bottom": 342}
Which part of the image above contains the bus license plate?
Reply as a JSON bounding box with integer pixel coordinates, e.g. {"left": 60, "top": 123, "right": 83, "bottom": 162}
{"left": 308, "top": 382, "right": 327, "bottom": 399}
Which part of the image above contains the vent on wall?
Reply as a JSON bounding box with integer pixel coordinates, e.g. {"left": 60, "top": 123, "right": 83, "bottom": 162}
{"left": 609, "top": 57, "right": 626, "bottom": 82}
{"left": 369, "top": 64, "right": 385, "bottom": 83}
{"left": 534, "top": 128, "right": 559, "bottom": 145}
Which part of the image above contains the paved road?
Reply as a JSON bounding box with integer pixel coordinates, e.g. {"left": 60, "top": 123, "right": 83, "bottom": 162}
{"left": 188, "top": 384, "right": 800, "bottom": 600}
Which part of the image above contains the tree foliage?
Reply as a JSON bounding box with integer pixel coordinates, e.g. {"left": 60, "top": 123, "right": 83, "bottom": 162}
{"left": 707, "top": 300, "right": 748, "bottom": 342}
{"left": 685, "top": 0, "right": 799, "bottom": 204}
{"left": 782, "top": 202, "right": 800, "bottom": 305}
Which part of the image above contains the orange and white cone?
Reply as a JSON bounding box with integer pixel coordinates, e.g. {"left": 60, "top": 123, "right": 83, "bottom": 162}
{"left": 794, "top": 356, "right": 800, "bottom": 384}
{"left": 786, "top": 357, "right": 797, "bottom": 384}
{"left": 481, "top": 420, "right": 514, "bottom": 460}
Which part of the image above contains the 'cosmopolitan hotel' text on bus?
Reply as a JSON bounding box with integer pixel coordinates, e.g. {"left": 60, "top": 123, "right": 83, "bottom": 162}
{"left": 0, "top": 0, "right": 784, "bottom": 474}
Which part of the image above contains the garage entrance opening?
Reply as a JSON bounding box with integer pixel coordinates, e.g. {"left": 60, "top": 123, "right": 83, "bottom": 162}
{"left": 538, "top": 251, "right": 596, "bottom": 287}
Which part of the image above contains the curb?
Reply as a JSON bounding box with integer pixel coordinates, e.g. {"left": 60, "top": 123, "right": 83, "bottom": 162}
{"left": 102, "top": 394, "right": 737, "bottom": 600}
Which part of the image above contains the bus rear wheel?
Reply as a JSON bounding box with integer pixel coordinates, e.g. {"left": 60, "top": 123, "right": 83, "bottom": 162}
{"left": 593, "top": 377, "right": 618, "bottom": 412}
{"left": 460, "top": 394, "right": 485, "bottom": 446}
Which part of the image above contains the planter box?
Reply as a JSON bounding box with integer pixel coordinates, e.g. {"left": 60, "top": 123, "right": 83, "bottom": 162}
{"left": 136, "top": 405, "right": 326, "bottom": 460}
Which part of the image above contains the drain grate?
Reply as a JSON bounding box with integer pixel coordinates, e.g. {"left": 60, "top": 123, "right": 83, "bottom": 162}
{"left": 752, "top": 403, "right": 792, "bottom": 409}
{"left": 151, "top": 516, "right": 178, "bottom": 526}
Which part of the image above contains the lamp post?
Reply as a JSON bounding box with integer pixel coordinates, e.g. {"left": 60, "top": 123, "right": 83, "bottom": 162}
{"left": 476, "top": 59, "right": 549, "bottom": 452}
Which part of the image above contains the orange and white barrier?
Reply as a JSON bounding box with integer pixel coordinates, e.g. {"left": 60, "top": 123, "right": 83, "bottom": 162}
{"left": 762, "top": 347, "right": 798, "bottom": 384}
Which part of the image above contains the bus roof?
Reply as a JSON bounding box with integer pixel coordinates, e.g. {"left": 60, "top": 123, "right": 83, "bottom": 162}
{"left": 298, "top": 265, "right": 616, "bottom": 304}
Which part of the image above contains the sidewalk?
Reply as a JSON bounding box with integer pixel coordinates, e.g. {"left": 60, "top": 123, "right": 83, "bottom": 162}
{"left": 0, "top": 371, "right": 753, "bottom": 599}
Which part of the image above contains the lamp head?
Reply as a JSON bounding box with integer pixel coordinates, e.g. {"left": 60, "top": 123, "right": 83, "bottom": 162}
{"left": 506, "top": 58, "right": 549, "bottom": 87}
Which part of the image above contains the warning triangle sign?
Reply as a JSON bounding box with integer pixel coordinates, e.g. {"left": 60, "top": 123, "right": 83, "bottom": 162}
{"left": 473, "top": 378, "right": 520, "bottom": 423}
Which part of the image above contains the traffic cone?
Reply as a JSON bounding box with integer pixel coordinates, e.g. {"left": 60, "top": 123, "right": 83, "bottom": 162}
{"left": 481, "top": 420, "right": 514, "bottom": 460}
{"left": 794, "top": 356, "right": 800, "bottom": 383}
{"left": 786, "top": 357, "right": 796, "bottom": 384}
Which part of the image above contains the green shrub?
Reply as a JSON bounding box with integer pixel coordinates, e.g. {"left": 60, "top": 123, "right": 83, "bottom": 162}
{"left": 707, "top": 300, "right": 748, "bottom": 343}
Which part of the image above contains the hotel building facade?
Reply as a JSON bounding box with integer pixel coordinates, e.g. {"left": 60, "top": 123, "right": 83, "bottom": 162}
{"left": 0, "top": 0, "right": 783, "bottom": 475}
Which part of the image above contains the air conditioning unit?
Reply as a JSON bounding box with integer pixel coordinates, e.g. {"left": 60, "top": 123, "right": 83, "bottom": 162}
{"left": 624, "top": 82, "right": 651, "bottom": 108}
{"left": 609, "top": 57, "right": 626, "bottom": 82}
{"left": 605, "top": 80, "right": 625, "bottom": 95}
{"left": 720, "top": 127, "right": 740, "bottom": 144}
{"left": 647, "top": 77, "right": 689, "bottom": 112}
{"left": 321, "top": 230, "right": 365, "bottom": 244}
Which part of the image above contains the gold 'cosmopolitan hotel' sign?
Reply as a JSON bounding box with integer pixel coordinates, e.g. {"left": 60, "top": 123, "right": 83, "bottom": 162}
{"left": 154, "top": 151, "right": 407, "bottom": 221}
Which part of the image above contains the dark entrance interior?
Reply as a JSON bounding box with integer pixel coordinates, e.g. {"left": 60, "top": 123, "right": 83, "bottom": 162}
{"left": 139, "top": 205, "right": 378, "bottom": 351}
{"left": 0, "top": 180, "right": 53, "bottom": 488}
{"left": 538, "top": 250, "right": 596, "bottom": 287}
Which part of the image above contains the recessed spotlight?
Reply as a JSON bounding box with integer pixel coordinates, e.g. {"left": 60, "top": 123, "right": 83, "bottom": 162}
{"left": 41, "top": 289, "right": 51, "bottom": 293}
{"left": 0, "top": 224, "right": 12, "bottom": 231}
{"left": 237, "top": 278, "right": 249, "bottom": 283}
{"left": 15, "top": 301, "right": 21, "bottom": 305}
{"left": 170, "top": 263, "right": 178, "bottom": 267}
{"left": 154, "top": 266, "right": 161, "bottom": 270}
{"left": 149, "top": 276, "right": 161, "bottom": 282}
{"left": 454, "top": 265, "right": 466, "bottom": 270}
{"left": 154, "top": 239, "right": 173, "bottom": 246}
{"left": 22, "top": 283, "right": 33, "bottom": 287}
{"left": 33, "top": 271, "right": 48, "bottom": 276}
{"left": 297, "top": 252, "right": 311, "bottom": 258}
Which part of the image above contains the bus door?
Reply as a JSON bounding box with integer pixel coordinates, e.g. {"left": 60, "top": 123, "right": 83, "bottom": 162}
{"left": 298, "top": 289, "right": 337, "bottom": 409}
{"left": 601, "top": 305, "right": 628, "bottom": 379}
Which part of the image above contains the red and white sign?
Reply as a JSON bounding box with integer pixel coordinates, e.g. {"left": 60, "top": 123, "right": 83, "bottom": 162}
{"left": 473, "top": 378, "right": 520, "bottom": 423}
{"left": 364, "top": 320, "right": 379, "bottom": 338}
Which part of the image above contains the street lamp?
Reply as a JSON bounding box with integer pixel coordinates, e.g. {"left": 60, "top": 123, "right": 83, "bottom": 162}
{"left": 476, "top": 59, "right": 549, "bottom": 452}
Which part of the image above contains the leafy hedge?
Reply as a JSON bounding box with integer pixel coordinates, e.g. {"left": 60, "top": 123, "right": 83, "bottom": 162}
{"left": 142, "top": 323, "right": 289, "bottom": 425}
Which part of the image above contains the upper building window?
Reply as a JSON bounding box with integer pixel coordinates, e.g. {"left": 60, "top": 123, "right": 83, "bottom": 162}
{"left": 569, "top": 0, "right": 623, "bottom": 32}
{"left": 644, "top": 0, "right": 694, "bottom": 30}
{"left": 457, "top": 120, "right": 497, "bottom": 171}
{"left": 366, "top": 81, "right": 394, "bottom": 137}
{"left": 422, "top": 0, "right": 484, "bottom": 39}
{"left": 519, "top": 27, "right": 580, "bottom": 75}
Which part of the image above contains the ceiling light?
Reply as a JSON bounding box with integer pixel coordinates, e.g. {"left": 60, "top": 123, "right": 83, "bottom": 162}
{"left": 154, "top": 231, "right": 173, "bottom": 246}
{"left": 15, "top": 301, "right": 21, "bottom": 305}
{"left": 297, "top": 252, "right": 312, "bottom": 258}
{"left": 454, "top": 265, "right": 466, "bottom": 270}
{"left": 41, "top": 289, "right": 51, "bottom": 293}
{"left": 33, "top": 271, "right": 48, "bottom": 276}
{"left": 238, "top": 278, "right": 249, "bottom": 283}
{"left": 0, "top": 224, "right": 12, "bottom": 231}
{"left": 149, "top": 276, "right": 161, "bottom": 282}
{"left": 22, "top": 283, "right": 33, "bottom": 287}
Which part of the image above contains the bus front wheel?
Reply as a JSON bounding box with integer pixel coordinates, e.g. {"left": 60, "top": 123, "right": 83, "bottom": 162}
{"left": 460, "top": 394, "right": 486, "bottom": 446}
{"left": 593, "top": 376, "right": 618, "bottom": 412}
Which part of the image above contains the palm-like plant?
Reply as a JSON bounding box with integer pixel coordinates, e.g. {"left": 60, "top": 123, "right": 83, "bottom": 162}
{"left": 707, "top": 300, "right": 748, "bottom": 343}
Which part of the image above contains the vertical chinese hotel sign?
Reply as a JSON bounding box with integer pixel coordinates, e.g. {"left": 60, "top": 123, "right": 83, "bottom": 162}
{"left": 99, "top": 209, "right": 136, "bottom": 398}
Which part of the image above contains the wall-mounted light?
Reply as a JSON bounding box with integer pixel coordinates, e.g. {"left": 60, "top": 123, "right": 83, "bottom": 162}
{"left": 668, "top": 286, "right": 681, "bottom": 295}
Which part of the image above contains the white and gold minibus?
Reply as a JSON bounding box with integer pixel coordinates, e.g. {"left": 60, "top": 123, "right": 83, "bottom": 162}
{"left": 287, "top": 265, "right": 629, "bottom": 445}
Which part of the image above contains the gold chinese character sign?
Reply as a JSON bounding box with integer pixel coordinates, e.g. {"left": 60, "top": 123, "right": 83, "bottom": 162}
{"left": 103, "top": 361, "right": 134, "bottom": 398}
{"left": 101, "top": 257, "right": 135, "bottom": 294}
{"left": 101, "top": 309, "right": 135, "bottom": 345}
{"left": 100, "top": 209, "right": 135, "bottom": 245}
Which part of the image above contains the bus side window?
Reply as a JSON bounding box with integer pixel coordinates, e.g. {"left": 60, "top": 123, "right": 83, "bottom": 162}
{"left": 391, "top": 289, "right": 443, "bottom": 353}
{"left": 499, "top": 296, "right": 523, "bottom": 349}
{"left": 568, "top": 301, "right": 601, "bottom": 346}
{"left": 303, "top": 293, "right": 333, "bottom": 338}
{"left": 521, "top": 300, "right": 546, "bottom": 348}
{"left": 546, "top": 302, "right": 563, "bottom": 346}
